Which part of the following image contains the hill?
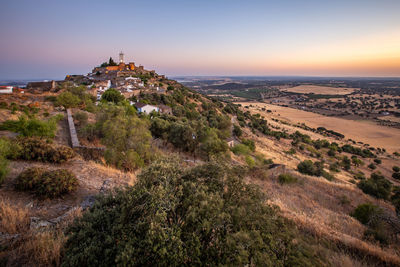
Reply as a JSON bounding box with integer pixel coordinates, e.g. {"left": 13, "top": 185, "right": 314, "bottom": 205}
{"left": 0, "top": 60, "right": 400, "bottom": 266}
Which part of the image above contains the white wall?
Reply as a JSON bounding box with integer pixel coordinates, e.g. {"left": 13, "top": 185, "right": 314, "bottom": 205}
{"left": 0, "top": 87, "right": 13, "bottom": 94}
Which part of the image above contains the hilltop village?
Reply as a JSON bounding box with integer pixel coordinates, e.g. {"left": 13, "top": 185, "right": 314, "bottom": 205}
{"left": 15, "top": 53, "right": 179, "bottom": 113}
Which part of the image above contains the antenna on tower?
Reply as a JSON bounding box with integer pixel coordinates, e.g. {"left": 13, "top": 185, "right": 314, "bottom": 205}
{"left": 119, "top": 51, "right": 124, "bottom": 63}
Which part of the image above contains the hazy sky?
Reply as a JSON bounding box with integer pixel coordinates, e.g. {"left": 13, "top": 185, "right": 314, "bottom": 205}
{"left": 1, "top": 0, "right": 400, "bottom": 79}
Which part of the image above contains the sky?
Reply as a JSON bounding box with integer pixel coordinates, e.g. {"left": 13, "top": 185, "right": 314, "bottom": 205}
{"left": 0, "top": 0, "right": 400, "bottom": 79}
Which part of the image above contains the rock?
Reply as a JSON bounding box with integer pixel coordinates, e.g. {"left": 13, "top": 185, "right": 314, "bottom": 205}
{"left": 25, "top": 202, "right": 34, "bottom": 208}
{"left": 30, "top": 217, "right": 54, "bottom": 230}
{"left": 0, "top": 232, "right": 20, "bottom": 246}
{"left": 49, "top": 207, "right": 80, "bottom": 224}
{"left": 99, "top": 179, "right": 112, "bottom": 194}
{"left": 80, "top": 195, "right": 96, "bottom": 210}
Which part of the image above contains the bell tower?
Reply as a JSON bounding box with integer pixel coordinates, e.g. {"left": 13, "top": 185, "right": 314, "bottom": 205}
{"left": 119, "top": 51, "right": 124, "bottom": 63}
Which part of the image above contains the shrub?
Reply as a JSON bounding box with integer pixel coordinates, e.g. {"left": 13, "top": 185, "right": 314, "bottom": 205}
{"left": 392, "top": 172, "right": 400, "bottom": 180}
{"left": 368, "top": 163, "right": 376, "bottom": 170}
{"left": 231, "top": 144, "right": 251, "bottom": 155}
{"left": 62, "top": 159, "right": 323, "bottom": 266}
{"left": 329, "top": 162, "right": 340, "bottom": 172}
{"left": 297, "top": 160, "right": 324, "bottom": 177}
{"left": 327, "top": 149, "right": 335, "bottom": 157}
{"left": 351, "top": 203, "right": 382, "bottom": 225}
{"left": 353, "top": 171, "right": 365, "bottom": 180}
{"left": 73, "top": 112, "right": 88, "bottom": 126}
{"left": 36, "top": 169, "right": 78, "bottom": 198}
{"left": 393, "top": 166, "right": 400, "bottom": 173}
{"left": 358, "top": 173, "right": 392, "bottom": 200}
{"left": 101, "top": 88, "right": 125, "bottom": 104}
{"left": 232, "top": 124, "right": 242, "bottom": 137}
{"left": 245, "top": 155, "right": 255, "bottom": 168}
{"left": 322, "top": 171, "right": 334, "bottom": 181}
{"left": 15, "top": 168, "right": 78, "bottom": 198}
{"left": 278, "top": 173, "right": 297, "bottom": 185}
{"left": 373, "top": 158, "right": 382, "bottom": 164}
{"left": 0, "top": 138, "right": 11, "bottom": 185}
{"left": 56, "top": 91, "right": 81, "bottom": 108}
{"left": 14, "top": 167, "right": 46, "bottom": 191}
{"left": 241, "top": 138, "right": 255, "bottom": 152}
{"left": 0, "top": 115, "right": 62, "bottom": 138}
{"left": 12, "top": 137, "right": 74, "bottom": 163}
{"left": 0, "top": 102, "right": 8, "bottom": 109}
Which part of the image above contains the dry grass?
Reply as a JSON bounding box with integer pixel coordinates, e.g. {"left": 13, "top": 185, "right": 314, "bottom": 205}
{"left": 16, "top": 231, "right": 66, "bottom": 267}
{"left": 0, "top": 198, "right": 30, "bottom": 234}
{"left": 246, "top": 171, "right": 400, "bottom": 266}
{"left": 282, "top": 84, "right": 356, "bottom": 95}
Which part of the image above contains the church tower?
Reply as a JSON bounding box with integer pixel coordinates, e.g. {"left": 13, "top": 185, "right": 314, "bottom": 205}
{"left": 119, "top": 51, "right": 124, "bottom": 63}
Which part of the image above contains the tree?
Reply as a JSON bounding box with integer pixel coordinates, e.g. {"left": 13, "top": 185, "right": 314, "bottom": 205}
{"left": 101, "top": 114, "right": 152, "bottom": 171}
{"left": 56, "top": 91, "right": 81, "bottom": 108}
{"left": 297, "top": 160, "right": 324, "bottom": 176}
{"left": 62, "top": 159, "right": 322, "bottom": 266}
{"left": 358, "top": 173, "right": 392, "bottom": 200}
{"left": 101, "top": 88, "right": 125, "bottom": 104}
{"left": 199, "top": 128, "right": 228, "bottom": 160}
{"left": 233, "top": 124, "right": 242, "bottom": 137}
{"left": 108, "top": 57, "right": 117, "bottom": 66}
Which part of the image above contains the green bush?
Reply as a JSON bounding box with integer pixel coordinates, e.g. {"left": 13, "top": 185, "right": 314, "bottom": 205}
{"left": 233, "top": 124, "right": 242, "bottom": 137}
{"left": 73, "top": 111, "right": 88, "bottom": 126}
{"left": 278, "top": 173, "right": 297, "bottom": 185}
{"left": 241, "top": 138, "right": 255, "bottom": 152}
{"left": 0, "top": 102, "right": 8, "bottom": 109}
{"left": 373, "top": 158, "right": 382, "bottom": 165}
{"left": 98, "top": 106, "right": 153, "bottom": 171}
{"left": 392, "top": 187, "right": 400, "bottom": 216}
{"left": 101, "top": 88, "right": 125, "bottom": 104}
{"left": 14, "top": 167, "right": 45, "bottom": 191}
{"left": 62, "top": 159, "right": 324, "bottom": 266}
{"left": 0, "top": 138, "right": 11, "bottom": 185}
{"left": 297, "top": 160, "right": 324, "bottom": 177}
{"left": 368, "top": 163, "right": 376, "bottom": 170}
{"left": 56, "top": 91, "right": 81, "bottom": 108}
{"left": 15, "top": 167, "right": 78, "bottom": 198}
{"left": 358, "top": 173, "right": 392, "bottom": 200}
{"left": 392, "top": 172, "right": 400, "bottom": 180}
{"left": 231, "top": 144, "right": 251, "bottom": 155}
{"left": 393, "top": 166, "right": 400, "bottom": 173}
{"left": 12, "top": 137, "right": 74, "bottom": 163}
{"left": 79, "top": 123, "right": 99, "bottom": 142}
{"left": 353, "top": 171, "right": 365, "bottom": 180}
{"left": 351, "top": 203, "right": 382, "bottom": 225}
{"left": 245, "top": 155, "right": 255, "bottom": 168}
{"left": 0, "top": 115, "right": 63, "bottom": 138}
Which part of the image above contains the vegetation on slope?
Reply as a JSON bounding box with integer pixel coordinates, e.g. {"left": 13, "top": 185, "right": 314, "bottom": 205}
{"left": 62, "top": 158, "right": 324, "bottom": 266}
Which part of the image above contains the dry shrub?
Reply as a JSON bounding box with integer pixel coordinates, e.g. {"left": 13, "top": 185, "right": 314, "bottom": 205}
{"left": 16, "top": 231, "right": 66, "bottom": 267}
{"left": 0, "top": 198, "right": 29, "bottom": 234}
{"left": 12, "top": 137, "right": 75, "bottom": 163}
{"left": 15, "top": 168, "right": 78, "bottom": 198}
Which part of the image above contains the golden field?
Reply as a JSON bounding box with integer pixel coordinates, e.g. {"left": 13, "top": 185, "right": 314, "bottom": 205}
{"left": 282, "top": 85, "right": 356, "bottom": 95}
{"left": 237, "top": 102, "right": 400, "bottom": 153}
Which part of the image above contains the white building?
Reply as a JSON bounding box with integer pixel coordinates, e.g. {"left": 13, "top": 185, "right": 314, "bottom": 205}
{"left": 134, "top": 102, "right": 159, "bottom": 113}
{"left": 0, "top": 86, "right": 13, "bottom": 94}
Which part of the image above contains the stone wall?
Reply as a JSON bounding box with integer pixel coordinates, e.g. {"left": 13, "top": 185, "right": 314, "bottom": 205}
{"left": 66, "top": 109, "right": 105, "bottom": 161}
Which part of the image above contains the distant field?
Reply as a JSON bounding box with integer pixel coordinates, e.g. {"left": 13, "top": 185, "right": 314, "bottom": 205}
{"left": 237, "top": 102, "right": 400, "bottom": 153}
{"left": 282, "top": 85, "right": 356, "bottom": 95}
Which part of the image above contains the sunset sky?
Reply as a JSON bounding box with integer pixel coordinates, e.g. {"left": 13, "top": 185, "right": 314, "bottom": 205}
{"left": 1, "top": 0, "right": 400, "bottom": 79}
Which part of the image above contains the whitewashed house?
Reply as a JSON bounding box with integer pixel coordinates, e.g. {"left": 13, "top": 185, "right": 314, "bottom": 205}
{"left": 134, "top": 102, "right": 159, "bottom": 113}
{"left": 0, "top": 86, "right": 13, "bottom": 94}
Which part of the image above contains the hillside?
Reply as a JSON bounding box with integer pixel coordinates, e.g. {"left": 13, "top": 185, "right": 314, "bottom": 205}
{"left": 1, "top": 62, "right": 400, "bottom": 266}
